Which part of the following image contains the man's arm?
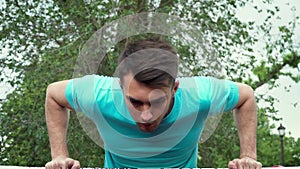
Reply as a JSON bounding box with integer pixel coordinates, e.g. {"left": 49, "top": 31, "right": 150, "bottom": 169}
{"left": 228, "top": 83, "right": 262, "bottom": 169}
{"left": 234, "top": 83, "right": 257, "bottom": 160}
{"left": 45, "top": 80, "right": 80, "bottom": 169}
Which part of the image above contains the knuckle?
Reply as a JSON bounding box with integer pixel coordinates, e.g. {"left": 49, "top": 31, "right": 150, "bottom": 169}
{"left": 53, "top": 161, "right": 58, "bottom": 168}
{"left": 45, "top": 161, "right": 54, "bottom": 168}
{"left": 240, "top": 159, "right": 246, "bottom": 166}
{"left": 55, "top": 160, "right": 64, "bottom": 168}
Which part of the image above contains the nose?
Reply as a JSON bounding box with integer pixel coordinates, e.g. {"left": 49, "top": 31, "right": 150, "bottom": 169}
{"left": 140, "top": 104, "right": 153, "bottom": 122}
{"left": 141, "top": 110, "right": 153, "bottom": 122}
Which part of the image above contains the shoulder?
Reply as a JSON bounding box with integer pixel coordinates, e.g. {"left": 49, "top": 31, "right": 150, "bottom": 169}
{"left": 72, "top": 75, "right": 119, "bottom": 87}
{"left": 175, "top": 76, "right": 211, "bottom": 100}
{"left": 73, "top": 74, "right": 116, "bottom": 81}
{"left": 176, "top": 76, "right": 238, "bottom": 99}
{"left": 176, "top": 76, "right": 211, "bottom": 90}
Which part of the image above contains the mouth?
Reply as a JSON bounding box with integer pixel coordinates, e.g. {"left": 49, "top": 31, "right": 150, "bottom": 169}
{"left": 137, "top": 122, "right": 157, "bottom": 132}
{"left": 138, "top": 123, "right": 153, "bottom": 128}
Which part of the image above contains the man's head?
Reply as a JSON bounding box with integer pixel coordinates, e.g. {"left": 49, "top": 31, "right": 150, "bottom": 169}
{"left": 117, "top": 38, "right": 178, "bottom": 87}
{"left": 117, "top": 38, "right": 179, "bottom": 132}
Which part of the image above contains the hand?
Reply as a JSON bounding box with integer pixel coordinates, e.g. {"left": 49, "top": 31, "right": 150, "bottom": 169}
{"left": 45, "top": 156, "right": 80, "bottom": 169}
{"left": 228, "top": 157, "right": 262, "bottom": 169}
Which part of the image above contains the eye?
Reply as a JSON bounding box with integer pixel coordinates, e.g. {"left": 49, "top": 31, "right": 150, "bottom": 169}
{"left": 150, "top": 97, "right": 166, "bottom": 106}
{"left": 151, "top": 100, "right": 161, "bottom": 105}
{"left": 129, "top": 98, "right": 143, "bottom": 107}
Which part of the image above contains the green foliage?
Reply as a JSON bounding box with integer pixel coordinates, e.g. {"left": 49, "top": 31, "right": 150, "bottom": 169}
{"left": 0, "top": 0, "right": 299, "bottom": 167}
{"left": 199, "top": 112, "right": 240, "bottom": 167}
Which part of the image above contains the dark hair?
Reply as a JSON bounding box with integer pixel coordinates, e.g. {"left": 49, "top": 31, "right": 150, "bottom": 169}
{"left": 117, "top": 38, "right": 178, "bottom": 88}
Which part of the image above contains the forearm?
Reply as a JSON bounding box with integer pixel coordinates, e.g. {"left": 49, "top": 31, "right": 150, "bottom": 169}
{"left": 45, "top": 92, "right": 70, "bottom": 159}
{"left": 234, "top": 87, "right": 257, "bottom": 160}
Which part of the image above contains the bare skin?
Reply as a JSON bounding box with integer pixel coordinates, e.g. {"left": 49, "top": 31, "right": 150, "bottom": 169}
{"left": 229, "top": 83, "right": 262, "bottom": 169}
{"left": 45, "top": 77, "right": 261, "bottom": 169}
{"left": 120, "top": 73, "right": 179, "bottom": 132}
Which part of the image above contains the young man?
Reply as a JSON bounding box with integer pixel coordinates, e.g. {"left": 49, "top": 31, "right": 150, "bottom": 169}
{"left": 45, "top": 38, "right": 262, "bottom": 169}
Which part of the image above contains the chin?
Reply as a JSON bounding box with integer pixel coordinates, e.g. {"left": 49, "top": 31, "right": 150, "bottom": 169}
{"left": 137, "top": 124, "right": 158, "bottom": 132}
{"left": 139, "top": 128, "right": 155, "bottom": 132}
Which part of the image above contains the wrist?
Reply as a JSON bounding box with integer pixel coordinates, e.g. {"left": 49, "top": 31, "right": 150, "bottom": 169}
{"left": 52, "top": 153, "right": 69, "bottom": 159}
{"left": 240, "top": 154, "right": 257, "bottom": 160}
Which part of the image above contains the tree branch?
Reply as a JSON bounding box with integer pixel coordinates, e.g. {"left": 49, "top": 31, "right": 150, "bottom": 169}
{"left": 253, "top": 52, "right": 300, "bottom": 89}
{"left": 156, "top": 0, "right": 174, "bottom": 13}
{"left": 136, "top": 0, "right": 147, "bottom": 13}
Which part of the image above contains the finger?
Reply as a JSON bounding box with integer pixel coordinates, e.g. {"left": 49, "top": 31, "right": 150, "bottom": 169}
{"left": 49, "top": 161, "right": 57, "bottom": 169}
{"left": 252, "top": 161, "right": 261, "bottom": 169}
{"left": 255, "top": 161, "right": 262, "bottom": 169}
{"left": 243, "top": 158, "right": 257, "bottom": 169}
{"left": 55, "top": 160, "right": 66, "bottom": 169}
{"left": 235, "top": 159, "right": 244, "bottom": 169}
{"left": 66, "top": 158, "right": 80, "bottom": 169}
{"left": 45, "top": 161, "right": 54, "bottom": 169}
{"left": 71, "top": 160, "right": 81, "bottom": 169}
{"left": 55, "top": 161, "right": 62, "bottom": 169}
{"left": 245, "top": 158, "right": 252, "bottom": 169}
{"left": 51, "top": 162, "right": 57, "bottom": 169}
{"left": 62, "top": 161, "right": 68, "bottom": 169}
{"left": 244, "top": 158, "right": 252, "bottom": 169}
{"left": 45, "top": 162, "right": 50, "bottom": 169}
{"left": 228, "top": 160, "right": 238, "bottom": 169}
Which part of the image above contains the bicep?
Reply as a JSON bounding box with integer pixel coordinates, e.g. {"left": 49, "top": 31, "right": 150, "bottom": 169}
{"left": 234, "top": 82, "right": 255, "bottom": 109}
{"left": 46, "top": 80, "right": 73, "bottom": 110}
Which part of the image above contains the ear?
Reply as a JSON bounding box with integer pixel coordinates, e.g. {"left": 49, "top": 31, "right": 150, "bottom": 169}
{"left": 172, "top": 80, "right": 179, "bottom": 97}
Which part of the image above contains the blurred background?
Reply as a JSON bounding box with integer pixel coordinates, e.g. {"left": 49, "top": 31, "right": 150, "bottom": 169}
{"left": 0, "top": 0, "right": 299, "bottom": 167}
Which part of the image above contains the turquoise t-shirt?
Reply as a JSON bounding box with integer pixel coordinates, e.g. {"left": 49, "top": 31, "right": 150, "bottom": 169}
{"left": 65, "top": 75, "right": 239, "bottom": 168}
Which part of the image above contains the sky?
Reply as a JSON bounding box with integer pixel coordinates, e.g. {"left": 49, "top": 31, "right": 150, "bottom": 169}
{"left": 263, "top": 77, "right": 300, "bottom": 138}
{"left": 236, "top": 0, "right": 300, "bottom": 139}
{"left": 0, "top": 0, "right": 299, "bottom": 139}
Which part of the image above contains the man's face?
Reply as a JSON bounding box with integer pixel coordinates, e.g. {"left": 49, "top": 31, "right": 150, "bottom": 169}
{"left": 120, "top": 73, "right": 178, "bottom": 132}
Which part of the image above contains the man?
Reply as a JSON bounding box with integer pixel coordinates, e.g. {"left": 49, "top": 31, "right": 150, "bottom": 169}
{"left": 45, "top": 38, "right": 262, "bottom": 168}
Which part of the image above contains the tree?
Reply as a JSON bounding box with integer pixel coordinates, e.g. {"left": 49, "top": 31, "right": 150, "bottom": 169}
{"left": 0, "top": 0, "right": 299, "bottom": 167}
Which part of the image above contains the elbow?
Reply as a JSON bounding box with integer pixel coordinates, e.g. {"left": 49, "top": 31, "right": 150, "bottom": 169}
{"left": 45, "top": 82, "right": 63, "bottom": 109}
{"left": 235, "top": 83, "right": 256, "bottom": 109}
{"left": 241, "top": 83, "right": 255, "bottom": 98}
{"left": 45, "top": 83, "right": 56, "bottom": 111}
{"left": 45, "top": 80, "right": 73, "bottom": 110}
{"left": 245, "top": 84, "right": 255, "bottom": 97}
{"left": 46, "top": 83, "right": 57, "bottom": 100}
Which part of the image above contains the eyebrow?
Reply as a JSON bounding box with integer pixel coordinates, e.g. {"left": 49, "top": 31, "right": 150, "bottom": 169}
{"left": 127, "top": 96, "right": 143, "bottom": 103}
{"left": 126, "top": 95, "right": 166, "bottom": 104}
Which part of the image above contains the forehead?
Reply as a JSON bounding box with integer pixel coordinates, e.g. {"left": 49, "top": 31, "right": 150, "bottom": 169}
{"left": 122, "top": 73, "right": 171, "bottom": 98}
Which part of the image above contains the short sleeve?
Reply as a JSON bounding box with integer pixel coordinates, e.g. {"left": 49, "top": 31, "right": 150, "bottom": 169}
{"left": 64, "top": 75, "right": 104, "bottom": 119}
{"left": 223, "top": 80, "right": 240, "bottom": 112}
{"left": 208, "top": 77, "right": 239, "bottom": 116}
{"left": 194, "top": 76, "right": 239, "bottom": 116}
{"left": 65, "top": 80, "right": 75, "bottom": 109}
